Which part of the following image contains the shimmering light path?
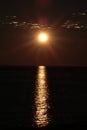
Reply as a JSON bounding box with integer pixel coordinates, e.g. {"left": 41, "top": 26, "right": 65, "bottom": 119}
{"left": 33, "top": 66, "right": 50, "bottom": 127}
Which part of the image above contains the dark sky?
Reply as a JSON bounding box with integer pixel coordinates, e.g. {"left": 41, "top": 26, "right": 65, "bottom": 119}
{"left": 0, "top": 0, "right": 87, "bottom": 16}
{"left": 0, "top": 0, "right": 87, "bottom": 66}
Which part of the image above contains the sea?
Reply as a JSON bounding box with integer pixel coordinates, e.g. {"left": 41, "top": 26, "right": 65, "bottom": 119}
{"left": 0, "top": 66, "right": 87, "bottom": 129}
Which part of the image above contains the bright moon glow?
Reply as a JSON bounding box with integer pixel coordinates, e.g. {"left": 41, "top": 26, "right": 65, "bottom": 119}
{"left": 38, "top": 33, "right": 48, "bottom": 43}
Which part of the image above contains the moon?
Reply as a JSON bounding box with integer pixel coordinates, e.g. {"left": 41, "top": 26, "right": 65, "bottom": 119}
{"left": 38, "top": 33, "right": 48, "bottom": 43}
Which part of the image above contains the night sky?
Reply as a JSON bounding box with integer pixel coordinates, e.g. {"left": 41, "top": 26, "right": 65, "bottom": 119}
{"left": 0, "top": 0, "right": 87, "bottom": 16}
{"left": 0, "top": 0, "right": 87, "bottom": 20}
{"left": 0, "top": 0, "right": 87, "bottom": 66}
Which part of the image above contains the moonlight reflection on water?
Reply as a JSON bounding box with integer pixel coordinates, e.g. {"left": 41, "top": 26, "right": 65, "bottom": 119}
{"left": 33, "top": 66, "right": 50, "bottom": 127}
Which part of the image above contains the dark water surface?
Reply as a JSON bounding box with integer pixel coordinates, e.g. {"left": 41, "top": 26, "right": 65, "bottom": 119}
{"left": 0, "top": 66, "right": 87, "bottom": 128}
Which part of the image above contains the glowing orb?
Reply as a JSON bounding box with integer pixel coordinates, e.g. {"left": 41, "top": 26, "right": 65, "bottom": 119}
{"left": 38, "top": 33, "right": 48, "bottom": 43}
